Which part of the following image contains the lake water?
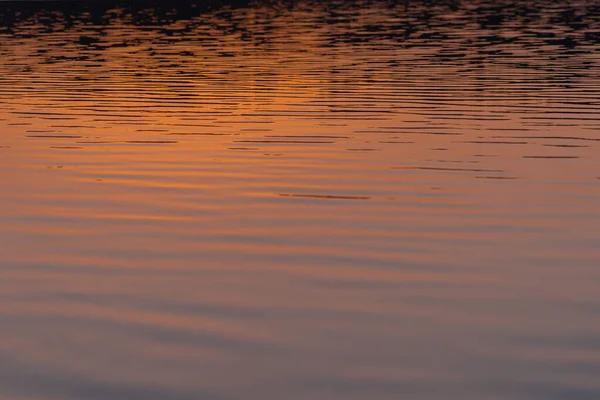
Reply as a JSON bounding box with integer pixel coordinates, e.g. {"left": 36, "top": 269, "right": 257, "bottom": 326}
{"left": 1, "top": 1, "right": 599, "bottom": 399}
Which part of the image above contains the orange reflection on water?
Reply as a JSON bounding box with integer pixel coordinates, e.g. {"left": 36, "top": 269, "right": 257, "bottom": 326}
{"left": 1, "top": 1, "right": 600, "bottom": 399}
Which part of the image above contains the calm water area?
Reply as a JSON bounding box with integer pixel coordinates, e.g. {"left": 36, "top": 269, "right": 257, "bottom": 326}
{"left": 0, "top": 0, "right": 599, "bottom": 399}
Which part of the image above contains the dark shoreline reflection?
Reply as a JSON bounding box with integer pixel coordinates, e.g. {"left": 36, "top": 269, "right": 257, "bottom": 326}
{"left": 1, "top": 0, "right": 598, "bottom": 81}
{"left": 2, "top": 0, "right": 599, "bottom": 37}
{"left": 0, "top": 0, "right": 250, "bottom": 27}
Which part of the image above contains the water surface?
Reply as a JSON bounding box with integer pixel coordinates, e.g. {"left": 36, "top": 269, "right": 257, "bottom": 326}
{"left": 1, "top": 1, "right": 599, "bottom": 399}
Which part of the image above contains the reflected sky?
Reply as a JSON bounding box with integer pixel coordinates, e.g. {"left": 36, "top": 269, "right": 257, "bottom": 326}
{"left": 0, "top": 1, "right": 599, "bottom": 399}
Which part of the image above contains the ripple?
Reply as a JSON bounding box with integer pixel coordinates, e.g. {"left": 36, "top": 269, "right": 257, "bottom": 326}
{"left": 0, "top": 0, "right": 599, "bottom": 399}
{"left": 279, "top": 193, "right": 371, "bottom": 200}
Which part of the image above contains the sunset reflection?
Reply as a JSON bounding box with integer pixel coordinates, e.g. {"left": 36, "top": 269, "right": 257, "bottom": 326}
{"left": 1, "top": 1, "right": 599, "bottom": 399}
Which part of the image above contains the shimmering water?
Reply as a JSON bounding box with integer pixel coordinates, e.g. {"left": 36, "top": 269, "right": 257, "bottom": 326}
{"left": 1, "top": 0, "right": 599, "bottom": 399}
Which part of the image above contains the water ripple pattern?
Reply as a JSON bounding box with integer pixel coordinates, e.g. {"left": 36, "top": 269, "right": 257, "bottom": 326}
{"left": 1, "top": 1, "right": 599, "bottom": 399}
